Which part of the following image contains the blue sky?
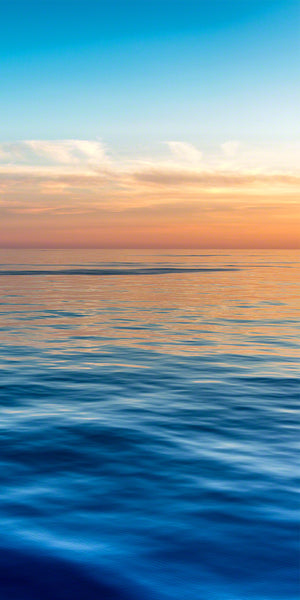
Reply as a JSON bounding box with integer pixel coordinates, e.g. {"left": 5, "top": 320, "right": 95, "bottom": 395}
{"left": 0, "top": 1, "right": 299, "bottom": 248}
{"left": 1, "top": 0, "right": 299, "bottom": 144}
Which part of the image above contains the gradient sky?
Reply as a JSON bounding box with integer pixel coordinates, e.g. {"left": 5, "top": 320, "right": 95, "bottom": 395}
{"left": 0, "top": 0, "right": 299, "bottom": 248}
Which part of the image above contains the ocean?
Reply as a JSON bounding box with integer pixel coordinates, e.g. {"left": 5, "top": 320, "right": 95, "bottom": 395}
{"left": 0, "top": 249, "right": 299, "bottom": 600}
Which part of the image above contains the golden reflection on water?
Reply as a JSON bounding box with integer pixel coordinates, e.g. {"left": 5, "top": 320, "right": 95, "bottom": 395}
{"left": 0, "top": 250, "right": 299, "bottom": 367}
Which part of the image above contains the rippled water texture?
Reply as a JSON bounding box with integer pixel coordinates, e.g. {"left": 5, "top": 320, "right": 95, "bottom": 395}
{"left": 0, "top": 250, "right": 299, "bottom": 599}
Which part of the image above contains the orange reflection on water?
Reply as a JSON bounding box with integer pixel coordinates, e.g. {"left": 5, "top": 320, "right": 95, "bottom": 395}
{"left": 0, "top": 251, "right": 299, "bottom": 374}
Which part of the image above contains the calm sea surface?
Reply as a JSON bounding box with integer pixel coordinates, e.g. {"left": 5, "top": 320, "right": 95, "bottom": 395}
{"left": 0, "top": 249, "right": 299, "bottom": 600}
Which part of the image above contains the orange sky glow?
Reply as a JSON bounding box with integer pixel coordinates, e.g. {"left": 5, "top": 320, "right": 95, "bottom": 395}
{"left": 0, "top": 140, "right": 299, "bottom": 248}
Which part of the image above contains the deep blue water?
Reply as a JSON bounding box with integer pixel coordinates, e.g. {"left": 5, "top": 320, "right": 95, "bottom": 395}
{"left": 0, "top": 249, "right": 299, "bottom": 600}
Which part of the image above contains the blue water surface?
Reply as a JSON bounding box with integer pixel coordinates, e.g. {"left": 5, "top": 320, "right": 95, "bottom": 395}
{"left": 0, "top": 250, "right": 299, "bottom": 599}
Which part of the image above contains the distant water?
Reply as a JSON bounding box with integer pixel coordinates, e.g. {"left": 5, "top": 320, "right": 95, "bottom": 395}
{"left": 0, "top": 249, "right": 299, "bottom": 600}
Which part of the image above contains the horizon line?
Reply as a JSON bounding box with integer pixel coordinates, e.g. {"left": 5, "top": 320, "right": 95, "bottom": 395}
{"left": 0, "top": 247, "right": 299, "bottom": 251}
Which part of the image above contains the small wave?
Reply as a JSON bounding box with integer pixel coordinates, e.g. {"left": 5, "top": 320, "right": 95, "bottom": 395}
{"left": 0, "top": 267, "right": 239, "bottom": 276}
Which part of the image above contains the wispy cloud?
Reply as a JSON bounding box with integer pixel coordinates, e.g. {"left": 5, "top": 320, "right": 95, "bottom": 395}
{"left": 165, "top": 141, "right": 203, "bottom": 165}
{"left": 0, "top": 138, "right": 299, "bottom": 247}
{"left": 1, "top": 138, "right": 300, "bottom": 176}
{"left": 131, "top": 168, "right": 300, "bottom": 189}
{"left": 0, "top": 140, "right": 109, "bottom": 170}
{"left": 221, "top": 140, "right": 240, "bottom": 158}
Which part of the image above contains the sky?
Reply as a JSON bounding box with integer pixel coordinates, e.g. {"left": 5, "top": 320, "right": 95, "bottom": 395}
{"left": 0, "top": 0, "right": 299, "bottom": 248}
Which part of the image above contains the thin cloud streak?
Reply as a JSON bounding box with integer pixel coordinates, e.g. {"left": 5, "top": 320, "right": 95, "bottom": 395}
{"left": 0, "top": 140, "right": 109, "bottom": 168}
